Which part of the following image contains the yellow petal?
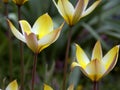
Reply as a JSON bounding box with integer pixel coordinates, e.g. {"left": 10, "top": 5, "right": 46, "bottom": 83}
{"left": 71, "top": 62, "right": 80, "bottom": 70}
{"left": 19, "top": 20, "right": 32, "bottom": 35}
{"left": 81, "top": 0, "right": 101, "bottom": 18}
{"left": 6, "top": 80, "right": 18, "bottom": 90}
{"left": 7, "top": 19, "right": 26, "bottom": 43}
{"left": 91, "top": 41, "right": 102, "bottom": 61}
{"left": 57, "top": 0, "right": 75, "bottom": 25}
{"left": 76, "top": 44, "right": 90, "bottom": 69}
{"left": 32, "top": 13, "right": 53, "bottom": 39}
{"left": 53, "top": 0, "right": 69, "bottom": 24}
{"left": 71, "top": 62, "right": 89, "bottom": 80}
{"left": 25, "top": 33, "right": 38, "bottom": 53}
{"left": 38, "top": 23, "right": 64, "bottom": 53}
{"left": 102, "top": 45, "right": 119, "bottom": 75}
{"left": 84, "top": 0, "right": 89, "bottom": 10}
{"left": 85, "top": 59, "right": 106, "bottom": 81}
{"left": 72, "top": 0, "right": 84, "bottom": 25}
{"left": 44, "top": 84, "right": 53, "bottom": 90}
{"left": 67, "top": 84, "right": 74, "bottom": 90}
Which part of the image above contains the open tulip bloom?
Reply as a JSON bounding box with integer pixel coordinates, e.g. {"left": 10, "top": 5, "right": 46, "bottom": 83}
{"left": 72, "top": 41, "right": 119, "bottom": 82}
{"left": 53, "top": 0, "right": 101, "bottom": 26}
{"left": 0, "top": 80, "right": 18, "bottom": 90}
{"left": 8, "top": 13, "right": 64, "bottom": 54}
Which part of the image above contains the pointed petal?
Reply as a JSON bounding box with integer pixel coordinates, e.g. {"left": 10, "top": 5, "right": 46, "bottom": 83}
{"left": 71, "top": 62, "right": 89, "bottom": 79}
{"left": 102, "top": 45, "right": 119, "bottom": 75}
{"left": 7, "top": 19, "right": 26, "bottom": 43}
{"left": 72, "top": 0, "right": 84, "bottom": 25}
{"left": 85, "top": 59, "right": 106, "bottom": 81}
{"left": 32, "top": 13, "right": 53, "bottom": 39}
{"left": 6, "top": 80, "right": 18, "bottom": 90}
{"left": 57, "top": 0, "right": 75, "bottom": 25}
{"left": 25, "top": 33, "right": 38, "bottom": 53}
{"left": 19, "top": 20, "right": 32, "bottom": 35}
{"left": 81, "top": 0, "right": 101, "bottom": 18}
{"left": 91, "top": 41, "right": 102, "bottom": 61}
{"left": 44, "top": 84, "right": 53, "bottom": 90}
{"left": 38, "top": 23, "right": 64, "bottom": 52}
{"left": 84, "top": 0, "right": 89, "bottom": 10}
{"left": 71, "top": 62, "right": 80, "bottom": 69}
{"left": 67, "top": 84, "right": 74, "bottom": 90}
{"left": 76, "top": 44, "right": 90, "bottom": 69}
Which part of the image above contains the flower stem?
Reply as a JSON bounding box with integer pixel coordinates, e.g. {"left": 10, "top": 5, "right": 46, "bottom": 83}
{"left": 63, "top": 26, "right": 72, "bottom": 90}
{"left": 17, "top": 5, "right": 24, "bottom": 90}
{"left": 31, "top": 53, "right": 38, "bottom": 90}
{"left": 93, "top": 81, "right": 99, "bottom": 90}
{"left": 4, "top": 3, "right": 13, "bottom": 80}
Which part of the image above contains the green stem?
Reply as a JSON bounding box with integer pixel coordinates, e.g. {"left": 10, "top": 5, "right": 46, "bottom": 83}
{"left": 93, "top": 81, "right": 99, "bottom": 90}
{"left": 62, "top": 26, "right": 72, "bottom": 90}
{"left": 17, "top": 5, "right": 24, "bottom": 90}
{"left": 4, "top": 3, "right": 13, "bottom": 80}
{"left": 31, "top": 53, "right": 38, "bottom": 90}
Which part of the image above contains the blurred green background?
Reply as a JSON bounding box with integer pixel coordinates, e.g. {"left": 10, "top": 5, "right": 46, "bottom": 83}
{"left": 0, "top": 0, "right": 120, "bottom": 90}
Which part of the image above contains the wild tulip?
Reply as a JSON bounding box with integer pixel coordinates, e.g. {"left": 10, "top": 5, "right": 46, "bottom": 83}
{"left": 53, "top": 0, "right": 101, "bottom": 26}
{"left": 72, "top": 41, "right": 119, "bottom": 82}
{"left": 8, "top": 13, "right": 64, "bottom": 54}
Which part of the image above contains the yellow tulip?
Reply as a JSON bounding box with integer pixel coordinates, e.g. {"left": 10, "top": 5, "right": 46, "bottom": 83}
{"left": 72, "top": 41, "right": 119, "bottom": 82}
{"left": 8, "top": 13, "right": 64, "bottom": 54}
{"left": 53, "top": 0, "right": 101, "bottom": 26}
{"left": 0, "top": 80, "right": 18, "bottom": 90}
{"left": 44, "top": 84, "right": 74, "bottom": 90}
{"left": 12, "top": 0, "right": 28, "bottom": 6}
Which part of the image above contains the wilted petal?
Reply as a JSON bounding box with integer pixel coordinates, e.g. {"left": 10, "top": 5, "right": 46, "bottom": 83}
{"left": 85, "top": 59, "right": 106, "bottom": 81}
{"left": 81, "top": 0, "right": 101, "bottom": 18}
{"left": 44, "top": 84, "right": 53, "bottom": 90}
{"left": 72, "top": 0, "right": 84, "bottom": 25}
{"left": 38, "top": 23, "right": 64, "bottom": 52}
{"left": 6, "top": 80, "right": 18, "bottom": 90}
{"left": 67, "top": 84, "right": 74, "bottom": 90}
{"left": 102, "top": 45, "right": 119, "bottom": 75}
{"left": 57, "top": 0, "right": 75, "bottom": 25}
{"left": 25, "top": 33, "right": 38, "bottom": 53}
{"left": 19, "top": 20, "right": 32, "bottom": 35}
{"left": 7, "top": 19, "right": 26, "bottom": 43}
{"left": 32, "top": 13, "right": 53, "bottom": 39}
{"left": 76, "top": 44, "right": 90, "bottom": 69}
{"left": 91, "top": 41, "right": 102, "bottom": 61}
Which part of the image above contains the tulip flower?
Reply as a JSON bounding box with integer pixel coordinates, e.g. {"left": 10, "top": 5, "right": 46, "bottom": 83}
{"left": 72, "top": 41, "right": 119, "bottom": 82}
{"left": 8, "top": 13, "right": 64, "bottom": 54}
{"left": 12, "top": 0, "right": 28, "bottom": 6}
{"left": 53, "top": 0, "right": 101, "bottom": 26}
{"left": 44, "top": 84, "right": 74, "bottom": 90}
{"left": 0, "top": 80, "right": 18, "bottom": 90}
